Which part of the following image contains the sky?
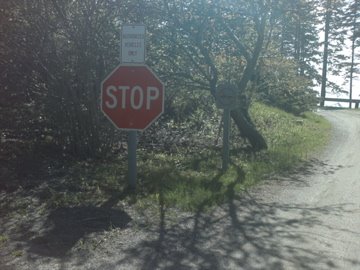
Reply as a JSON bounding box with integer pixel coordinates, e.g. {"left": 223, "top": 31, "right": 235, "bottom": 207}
{"left": 322, "top": 74, "right": 360, "bottom": 107}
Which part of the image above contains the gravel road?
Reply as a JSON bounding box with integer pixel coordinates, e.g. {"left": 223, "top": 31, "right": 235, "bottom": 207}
{"left": 1, "top": 109, "right": 360, "bottom": 270}
{"left": 257, "top": 109, "right": 360, "bottom": 270}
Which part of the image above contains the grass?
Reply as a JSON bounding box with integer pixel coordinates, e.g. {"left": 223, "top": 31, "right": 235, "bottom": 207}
{"left": 11, "top": 250, "right": 23, "bottom": 258}
{"left": 134, "top": 103, "right": 331, "bottom": 211}
{"left": 55, "top": 103, "right": 331, "bottom": 212}
{"left": 0, "top": 234, "right": 8, "bottom": 247}
{"left": 242, "top": 103, "right": 331, "bottom": 185}
{"left": 249, "top": 103, "right": 331, "bottom": 177}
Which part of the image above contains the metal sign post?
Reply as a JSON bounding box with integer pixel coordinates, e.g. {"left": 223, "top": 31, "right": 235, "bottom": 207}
{"left": 215, "top": 82, "right": 238, "bottom": 172}
{"left": 122, "top": 25, "right": 145, "bottom": 190}
{"left": 128, "top": 131, "right": 137, "bottom": 189}
{"left": 222, "top": 108, "right": 231, "bottom": 171}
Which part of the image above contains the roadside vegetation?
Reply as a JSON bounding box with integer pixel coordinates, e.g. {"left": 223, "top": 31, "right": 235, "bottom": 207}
{"left": 21, "top": 102, "right": 329, "bottom": 213}
{"left": 137, "top": 103, "right": 330, "bottom": 211}
{"left": 1, "top": 1, "right": 337, "bottom": 214}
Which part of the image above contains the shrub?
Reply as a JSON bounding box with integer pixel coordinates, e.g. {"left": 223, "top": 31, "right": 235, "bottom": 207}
{"left": 254, "top": 58, "right": 318, "bottom": 115}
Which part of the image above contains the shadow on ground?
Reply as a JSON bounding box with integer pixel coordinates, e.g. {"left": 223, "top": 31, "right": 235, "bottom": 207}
{"left": 265, "top": 158, "right": 345, "bottom": 188}
{"left": 2, "top": 159, "right": 360, "bottom": 270}
{"left": 0, "top": 189, "right": 133, "bottom": 264}
{"left": 110, "top": 200, "right": 358, "bottom": 270}
{"left": 28, "top": 206, "right": 131, "bottom": 258}
{"left": 95, "top": 159, "right": 360, "bottom": 270}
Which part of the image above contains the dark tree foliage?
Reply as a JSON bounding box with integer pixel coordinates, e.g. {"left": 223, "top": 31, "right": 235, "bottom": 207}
{"left": 1, "top": 0, "right": 128, "bottom": 160}
{"left": 146, "top": 0, "right": 270, "bottom": 150}
{"left": 1, "top": 0, "right": 347, "bottom": 164}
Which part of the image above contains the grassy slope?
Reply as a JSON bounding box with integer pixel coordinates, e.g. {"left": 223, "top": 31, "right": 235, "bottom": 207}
{"left": 51, "top": 103, "right": 331, "bottom": 212}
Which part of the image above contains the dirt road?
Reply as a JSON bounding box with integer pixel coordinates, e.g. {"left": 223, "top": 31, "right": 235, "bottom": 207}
{"left": 1, "top": 109, "right": 360, "bottom": 270}
{"left": 272, "top": 109, "right": 360, "bottom": 270}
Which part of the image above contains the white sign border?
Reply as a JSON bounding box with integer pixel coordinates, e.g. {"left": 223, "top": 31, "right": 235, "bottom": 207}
{"left": 100, "top": 64, "right": 165, "bottom": 131}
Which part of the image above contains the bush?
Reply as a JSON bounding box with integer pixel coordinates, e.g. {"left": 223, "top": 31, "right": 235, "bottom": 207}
{"left": 254, "top": 58, "right": 318, "bottom": 115}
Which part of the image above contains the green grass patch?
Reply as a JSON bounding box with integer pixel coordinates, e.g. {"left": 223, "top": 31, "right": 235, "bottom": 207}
{"left": 44, "top": 160, "right": 129, "bottom": 208}
{"left": 250, "top": 103, "right": 331, "bottom": 173}
{"left": 0, "top": 234, "right": 8, "bottom": 247}
{"left": 60, "top": 102, "right": 331, "bottom": 212}
{"left": 11, "top": 250, "right": 23, "bottom": 258}
{"left": 136, "top": 104, "right": 330, "bottom": 211}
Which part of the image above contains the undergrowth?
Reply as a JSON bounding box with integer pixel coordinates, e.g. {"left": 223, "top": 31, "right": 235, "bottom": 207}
{"left": 52, "top": 103, "right": 331, "bottom": 212}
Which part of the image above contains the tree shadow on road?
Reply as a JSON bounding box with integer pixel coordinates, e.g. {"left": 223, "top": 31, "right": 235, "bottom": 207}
{"left": 3, "top": 158, "right": 359, "bottom": 269}
{"left": 263, "top": 158, "right": 346, "bottom": 188}
{"left": 100, "top": 160, "right": 360, "bottom": 270}
{"left": 4, "top": 189, "right": 134, "bottom": 262}
{"left": 27, "top": 206, "right": 132, "bottom": 258}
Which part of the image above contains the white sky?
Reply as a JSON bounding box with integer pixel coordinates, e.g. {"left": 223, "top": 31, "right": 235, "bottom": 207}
{"left": 316, "top": 24, "right": 360, "bottom": 107}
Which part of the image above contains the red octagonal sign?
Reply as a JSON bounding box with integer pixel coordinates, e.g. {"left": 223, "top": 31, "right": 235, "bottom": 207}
{"left": 101, "top": 64, "right": 164, "bottom": 130}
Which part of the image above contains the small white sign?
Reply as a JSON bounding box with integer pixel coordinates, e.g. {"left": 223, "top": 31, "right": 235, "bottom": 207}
{"left": 121, "top": 25, "right": 146, "bottom": 63}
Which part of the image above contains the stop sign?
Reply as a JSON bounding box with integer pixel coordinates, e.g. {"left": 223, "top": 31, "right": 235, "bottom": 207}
{"left": 101, "top": 64, "right": 164, "bottom": 130}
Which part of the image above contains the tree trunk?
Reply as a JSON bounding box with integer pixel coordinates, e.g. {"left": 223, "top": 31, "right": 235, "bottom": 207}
{"left": 231, "top": 108, "right": 267, "bottom": 151}
{"left": 219, "top": 9, "right": 268, "bottom": 152}
{"left": 320, "top": 1, "right": 331, "bottom": 107}
{"left": 348, "top": 1, "right": 358, "bottom": 109}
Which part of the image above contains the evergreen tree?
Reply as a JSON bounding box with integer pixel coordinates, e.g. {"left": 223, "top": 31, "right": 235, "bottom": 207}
{"left": 271, "top": 0, "right": 321, "bottom": 79}
{"left": 344, "top": 0, "right": 360, "bottom": 107}
{"left": 253, "top": 0, "right": 319, "bottom": 114}
{"left": 320, "top": 0, "right": 348, "bottom": 106}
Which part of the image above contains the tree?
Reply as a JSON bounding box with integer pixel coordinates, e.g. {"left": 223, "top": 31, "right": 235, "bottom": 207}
{"left": 2, "top": 0, "right": 327, "bottom": 162}
{"left": 248, "top": 0, "right": 319, "bottom": 115}
{"left": 0, "top": 1, "right": 46, "bottom": 144}
{"left": 271, "top": 0, "right": 321, "bottom": 78}
{"left": 147, "top": 0, "right": 270, "bottom": 150}
{"left": 344, "top": 0, "right": 360, "bottom": 107}
{"left": 320, "top": 0, "right": 348, "bottom": 106}
{"left": 255, "top": 56, "right": 318, "bottom": 115}
{"left": 1, "top": 0, "right": 137, "bottom": 159}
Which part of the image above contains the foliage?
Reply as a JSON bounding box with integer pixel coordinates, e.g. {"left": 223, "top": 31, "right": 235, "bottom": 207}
{"left": 0, "top": 0, "right": 348, "bottom": 171}
{"left": 0, "top": 0, "right": 124, "bottom": 159}
{"left": 270, "top": 0, "right": 322, "bottom": 79}
{"left": 255, "top": 57, "right": 318, "bottom": 115}
{"left": 46, "top": 103, "right": 331, "bottom": 211}
{"left": 342, "top": 0, "right": 360, "bottom": 102}
{"left": 319, "top": 0, "right": 349, "bottom": 101}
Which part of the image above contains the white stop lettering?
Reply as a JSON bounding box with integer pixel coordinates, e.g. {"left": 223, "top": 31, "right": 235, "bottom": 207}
{"left": 105, "top": 85, "right": 160, "bottom": 110}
